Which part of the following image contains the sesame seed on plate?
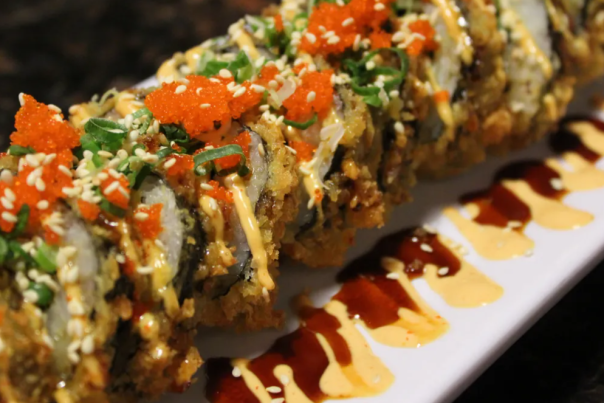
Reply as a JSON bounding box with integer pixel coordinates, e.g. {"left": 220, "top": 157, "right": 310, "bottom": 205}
{"left": 386, "top": 272, "right": 400, "bottom": 280}
{"left": 200, "top": 183, "right": 214, "bottom": 191}
{"left": 437, "top": 267, "right": 450, "bottom": 276}
{"left": 305, "top": 33, "right": 317, "bottom": 44}
{"left": 137, "top": 266, "right": 154, "bottom": 275}
{"left": 2, "top": 212, "right": 17, "bottom": 223}
{"left": 135, "top": 212, "right": 149, "bottom": 221}
{"left": 1, "top": 197, "right": 13, "bottom": 210}
{"left": 174, "top": 85, "right": 187, "bottom": 94}
{"left": 0, "top": 170, "right": 14, "bottom": 185}
{"left": 266, "top": 386, "right": 282, "bottom": 394}
{"left": 35, "top": 177, "right": 46, "bottom": 192}
{"left": 200, "top": 103, "right": 211, "bottom": 109}
{"left": 37, "top": 200, "right": 49, "bottom": 210}
{"left": 374, "top": 2, "right": 385, "bottom": 11}
{"left": 285, "top": 145, "right": 297, "bottom": 155}
{"left": 307, "top": 91, "right": 316, "bottom": 102}
{"left": 164, "top": 158, "right": 177, "bottom": 169}
{"left": 232, "top": 366, "right": 242, "bottom": 378}
{"left": 342, "top": 17, "right": 355, "bottom": 27}
{"left": 420, "top": 243, "right": 433, "bottom": 253}
{"left": 233, "top": 87, "right": 247, "bottom": 98}
{"left": 4, "top": 188, "right": 16, "bottom": 202}
{"left": 327, "top": 36, "right": 341, "bottom": 45}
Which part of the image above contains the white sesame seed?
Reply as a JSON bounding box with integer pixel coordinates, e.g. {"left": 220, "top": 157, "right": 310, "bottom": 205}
{"left": 103, "top": 181, "right": 120, "bottom": 195}
{"left": 76, "top": 168, "right": 90, "bottom": 178}
{"left": 18, "top": 93, "right": 26, "bottom": 106}
{"left": 58, "top": 165, "right": 73, "bottom": 177}
{"left": 327, "top": 36, "right": 341, "bottom": 45}
{"left": 129, "top": 130, "right": 140, "bottom": 141}
{"left": 219, "top": 69, "right": 233, "bottom": 79}
{"left": 137, "top": 266, "right": 154, "bottom": 275}
{"left": 258, "top": 143, "right": 266, "bottom": 157}
{"left": 366, "top": 61, "right": 376, "bottom": 70}
{"left": 164, "top": 158, "right": 177, "bottom": 169}
{"left": 81, "top": 335, "right": 95, "bottom": 355}
{"left": 307, "top": 91, "right": 316, "bottom": 103}
{"left": 233, "top": 87, "right": 247, "bottom": 98}
{"left": 142, "top": 154, "right": 159, "bottom": 164}
{"left": 550, "top": 178, "right": 564, "bottom": 191}
{"left": 67, "top": 319, "right": 84, "bottom": 338}
{"left": 135, "top": 212, "right": 149, "bottom": 221}
{"left": 25, "top": 154, "right": 40, "bottom": 168}
{"left": 232, "top": 366, "right": 242, "bottom": 378}
{"left": 200, "top": 103, "right": 211, "bottom": 109}
{"left": 266, "top": 386, "right": 282, "bottom": 394}
{"left": 134, "top": 148, "right": 146, "bottom": 157}
{"left": 525, "top": 249, "right": 534, "bottom": 257}
{"left": 36, "top": 200, "right": 49, "bottom": 210}
{"left": 49, "top": 224, "right": 65, "bottom": 236}
{"left": 1, "top": 212, "right": 17, "bottom": 223}
{"left": 305, "top": 32, "right": 317, "bottom": 44}
{"left": 280, "top": 375, "right": 290, "bottom": 385}
{"left": 323, "top": 30, "right": 335, "bottom": 39}
{"left": 507, "top": 220, "right": 523, "bottom": 229}
{"left": 285, "top": 145, "right": 297, "bottom": 155}
{"left": 83, "top": 150, "right": 94, "bottom": 161}
{"left": 155, "top": 239, "right": 165, "bottom": 249}
{"left": 115, "top": 254, "right": 126, "bottom": 264}
{"left": 389, "top": 90, "right": 400, "bottom": 98}
{"left": 386, "top": 272, "right": 400, "bottom": 280}
{"left": 0, "top": 170, "right": 13, "bottom": 185}
{"left": 268, "top": 80, "right": 279, "bottom": 89}
{"left": 271, "top": 399, "right": 285, "bottom": 403}
{"left": 67, "top": 300, "right": 85, "bottom": 316}
{"left": 35, "top": 177, "right": 46, "bottom": 192}
{"left": 175, "top": 85, "right": 187, "bottom": 94}
{"left": 200, "top": 183, "right": 214, "bottom": 191}
{"left": 117, "top": 186, "right": 130, "bottom": 199}
{"left": 342, "top": 17, "right": 355, "bottom": 27}
{"left": 394, "top": 121, "right": 405, "bottom": 134}
{"left": 43, "top": 153, "right": 56, "bottom": 165}
{"left": 438, "top": 267, "right": 450, "bottom": 276}
{"left": 117, "top": 149, "right": 128, "bottom": 160}
{"left": 1, "top": 197, "right": 13, "bottom": 210}
{"left": 392, "top": 31, "right": 406, "bottom": 43}
{"left": 262, "top": 287, "right": 269, "bottom": 299}
{"left": 374, "top": 2, "right": 385, "bottom": 11}
{"left": 23, "top": 290, "right": 39, "bottom": 303}
{"left": 252, "top": 84, "right": 266, "bottom": 93}
{"left": 420, "top": 243, "right": 433, "bottom": 253}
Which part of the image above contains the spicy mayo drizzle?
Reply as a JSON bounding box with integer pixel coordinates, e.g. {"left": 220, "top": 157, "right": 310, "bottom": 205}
{"left": 447, "top": 118, "right": 604, "bottom": 260}
{"left": 205, "top": 227, "right": 501, "bottom": 402}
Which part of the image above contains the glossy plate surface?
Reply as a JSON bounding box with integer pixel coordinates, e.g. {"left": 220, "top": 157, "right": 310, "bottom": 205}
{"left": 156, "top": 79, "right": 604, "bottom": 403}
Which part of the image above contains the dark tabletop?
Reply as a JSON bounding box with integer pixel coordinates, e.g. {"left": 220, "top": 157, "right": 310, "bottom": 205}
{"left": 2, "top": 1, "right": 604, "bottom": 402}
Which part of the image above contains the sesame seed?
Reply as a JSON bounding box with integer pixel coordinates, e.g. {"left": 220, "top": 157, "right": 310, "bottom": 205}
{"left": 76, "top": 168, "right": 90, "bottom": 178}
{"left": 305, "top": 32, "right": 317, "bottom": 44}
{"left": 307, "top": 197, "right": 315, "bottom": 210}
{"left": 233, "top": 87, "right": 247, "bottom": 98}
{"left": 115, "top": 254, "right": 126, "bottom": 264}
{"left": 276, "top": 115, "right": 285, "bottom": 125}
{"left": 262, "top": 287, "right": 269, "bottom": 299}
{"left": 35, "top": 178, "right": 46, "bottom": 192}
{"left": 232, "top": 366, "right": 242, "bottom": 378}
{"left": 420, "top": 243, "right": 433, "bottom": 253}
{"left": 137, "top": 266, "right": 154, "bottom": 275}
{"left": 550, "top": 178, "right": 564, "bottom": 191}
{"left": 104, "top": 181, "right": 120, "bottom": 195}
{"left": 389, "top": 90, "right": 400, "bottom": 98}
{"left": 394, "top": 121, "right": 405, "bottom": 134}
{"left": 271, "top": 399, "right": 285, "bottom": 403}
{"left": 81, "top": 335, "right": 95, "bottom": 355}
{"left": 200, "top": 183, "right": 214, "bottom": 191}
{"left": 18, "top": 93, "right": 25, "bottom": 106}
{"left": 392, "top": 31, "right": 406, "bottom": 42}
{"left": 342, "top": 17, "right": 355, "bottom": 27}
{"left": 155, "top": 239, "right": 165, "bottom": 248}
{"left": 67, "top": 300, "right": 85, "bottom": 316}
{"left": 134, "top": 148, "right": 146, "bottom": 157}
{"left": 252, "top": 84, "right": 266, "bottom": 93}
{"left": 258, "top": 143, "right": 266, "bottom": 157}
{"left": 23, "top": 290, "right": 39, "bottom": 303}
{"left": 37, "top": 200, "right": 49, "bottom": 210}
{"left": 57, "top": 165, "right": 72, "bottom": 177}
{"left": 43, "top": 153, "right": 56, "bottom": 165}
{"left": 525, "top": 249, "right": 534, "bottom": 257}
{"left": 117, "top": 186, "right": 130, "bottom": 199}
{"left": 25, "top": 154, "right": 40, "bottom": 168}
{"left": 0, "top": 170, "right": 14, "bottom": 185}
{"left": 386, "top": 272, "right": 400, "bottom": 280}
{"left": 285, "top": 145, "right": 297, "bottom": 155}
{"left": 259, "top": 104, "right": 270, "bottom": 112}
{"left": 83, "top": 150, "right": 94, "bottom": 161}
{"left": 280, "top": 374, "right": 290, "bottom": 385}
{"left": 219, "top": 69, "right": 233, "bottom": 79}
{"left": 135, "top": 212, "right": 149, "bottom": 221}
{"left": 327, "top": 36, "right": 341, "bottom": 45}
{"left": 142, "top": 154, "right": 159, "bottom": 164}
{"left": 438, "top": 267, "right": 450, "bottom": 276}
{"left": 67, "top": 319, "right": 84, "bottom": 338}
{"left": 129, "top": 130, "right": 140, "bottom": 141}
{"left": 175, "top": 85, "right": 187, "bottom": 94}
{"left": 374, "top": 2, "right": 385, "bottom": 10}
{"left": 2, "top": 212, "right": 17, "bottom": 223}
{"left": 200, "top": 103, "right": 211, "bottom": 108}
{"left": 49, "top": 225, "right": 65, "bottom": 236}
{"left": 323, "top": 30, "right": 335, "bottom": 39}
{"left": 366, "top": 61, "right": 376, "bottom": 70}
{"left": 353, "top": 34, "right": 362, "bottom": 51}
{"left": 117, "top": 149, "right": 128, "bottom": 160}
{"left": 507, "top": 220, "right": 522, "bottom": 228}
{"left": 1, "top": 197, "right": 13, "bottom": 210}
{"left": 307, "top": 91, "right": 316, "bottom": 102}
{"left": 266, "top": 386, "right": 282, "bottom": 394}
{"left": 164, "top": 158, "right": 177, "bottom": 169}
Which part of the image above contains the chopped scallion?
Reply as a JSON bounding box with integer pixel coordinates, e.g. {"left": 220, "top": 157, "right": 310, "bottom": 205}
{"left": 193, "top": 144, "right": 250, "bottom": 177}
{"left": 8, "top": 145, "right": 35, "bottom": 156}
{"left": 34, "top": 242, "right": 58, "bottom": 274}
{"left": 283, "top": 114, "right": 318, "bottom": 130}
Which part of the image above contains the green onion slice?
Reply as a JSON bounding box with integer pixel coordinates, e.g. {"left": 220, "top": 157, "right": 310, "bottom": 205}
{"left": 28, "top": 282, "right": 53, "bottom": 308}
{"left": 132, "top": 107, "right": 153, "bottom": 134}
{"left": 0, "top": 236, "right": 8, "bottom": 264}
{"left": 99, "top": 198, "right": 127, "bottom": 218}
{"left": 283, "top": 114, "right": 318, "bottom": 130}
{"left": 11, "top": 204, "right": 29, "bottom": 237}
{"left": 8, "top": 145, "right": 35, "bottom": 156}
{"left": 84, "top": 118, "right": 127, "bottom": 152}
{"left": 193, "top": 144, "right": 250, "bottom": 177}
{"left": 34, "top": 242, "right": 58, "bottom": 274}
{"left": 130, "top": 164, "right": 152, "bottom": 190}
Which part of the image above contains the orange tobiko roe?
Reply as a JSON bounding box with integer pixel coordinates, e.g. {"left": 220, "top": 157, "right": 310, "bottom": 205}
{"left": 10, "top": 94, "right": 80, "bottom": 153}
{"left": 406, "top": 20, "right": 438, "bottom": 56}
{"left": 165, "top": 154, "right": 194, "bottom": 178}
{"left": 289, "top": 141, "right": 315, "bottom": 162}
{"left": 204, "top": 180, "right": 233, "bottom": 203}
{"left": 300, "top": 0, "right": 395, "bottom": 56}
{"left": 134, "top": 203, "right": 163, "bottom": 240}
{"left": 100, "top": 170, "right": 130, "bottom": 209}
{"left": 145, "top": 75, "right": 263, "bottom": 141}
{"left": 433, "top": 90, "right": 450, "bottom": 104}
{"left": 205, "top": 131, "right": 251, "bottom": 170}
{"left": 283, "top": 70, "right": 334, "bottom": 122}
{"left": 256, "top": 65, "right": 281, "bottom": 87}
{"left": 0, "top": 149, "right": 75, "bottom": 233}
{"left": 370, "top": 30, "right": 393, "bottom": 50}
{"left": 78, "top": 199, "right": 101, "bottom": 221}
{"left": 274, "top": 14, "right": 284, "bottom": 33}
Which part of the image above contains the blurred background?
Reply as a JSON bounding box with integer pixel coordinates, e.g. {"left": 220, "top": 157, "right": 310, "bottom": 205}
{"left": 2, "top": 1, "right": 604, "bottom": 402}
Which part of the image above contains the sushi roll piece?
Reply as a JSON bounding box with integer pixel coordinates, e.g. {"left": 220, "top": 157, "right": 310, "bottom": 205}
{"left": 490, "top": 0, "right": 576, "bottom": 153}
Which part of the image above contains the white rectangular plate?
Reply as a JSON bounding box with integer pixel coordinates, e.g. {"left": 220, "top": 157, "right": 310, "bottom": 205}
{"left": 158, "top": 79, "right": 604, "bottom": 403}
